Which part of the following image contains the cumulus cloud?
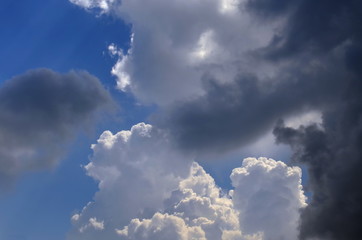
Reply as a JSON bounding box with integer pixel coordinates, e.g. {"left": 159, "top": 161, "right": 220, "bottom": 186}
{"left": 116, "top": 212, "right": 206, "bottom": 240}
{"left": 70, "top": 0, "right": 362, "bottom": 239}
{"left": 72, "top": 0, "right": 275, "bottom": 105}
{"left": 0, "top": 68, "right": 112, "bottom": 188}
{"left": 69, "top": 123, "right": 306, "bottom": 240}
{"left": 68, "top": 123, "right": 193, "bottom": 240}
{"left": 70, "top": 0, "right": 352, "bottom": 156}
{"left": 231, "top": 157, "right": 306, "bottom": 240}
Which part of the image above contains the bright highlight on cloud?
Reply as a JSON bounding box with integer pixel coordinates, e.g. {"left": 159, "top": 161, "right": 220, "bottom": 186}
{"left": 68, "top": 123, "right": 193, "bottom": 239}
{"left": 73, "top": 0, "right": 274, "bottom": 105}
{"left": 69, "top": 123, "right": 306, "bottom": 240}
{"left": 0, "top": 69, "right": 112, "bottom": 188}
{"left": 70, "top": 0, "right": 362, "bottom": 239}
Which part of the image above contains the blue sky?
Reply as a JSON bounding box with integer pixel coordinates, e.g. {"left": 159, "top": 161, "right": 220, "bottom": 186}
{"left": 0, "top": 1, "right": 132, "bottom": 239}
{"left": 0, "top": 0, "right": 360, "bottom": 240}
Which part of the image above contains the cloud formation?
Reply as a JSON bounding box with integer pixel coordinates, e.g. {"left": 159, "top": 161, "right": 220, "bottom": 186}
{"left": 158, "top": 58, "right": 344, "bottom": 153}
{"left": 68, "top": 123, "right": 193, "bottom": 239}
{"left": 0, "top": 68, "right": 112, "bottom": 187}
{"left": 70, "top": 0, "right": 362, "bottom": 239}
{"left": 72, "top": 0, "right": 275, "bottom": 105}
{"left": 69, "top": 123, "right": 305, "bottom": 240}
{"left": 231, "top": 157, "right": 306, "bottom": 240}
{"left": 274, "top": 91, "right": 362, "bottom": 240}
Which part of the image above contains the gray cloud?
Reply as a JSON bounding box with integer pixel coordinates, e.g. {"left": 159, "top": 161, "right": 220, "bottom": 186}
{"left": 158, "top": 53, "right": 345, "bottom": 153}
{"left": 0, "top": 68, "right": 112, "bottom": 187}
{"left": 273, "top": 77, "right": 362, "bottom": 240}
{"left": 157, "top": 0, "right": 362, "bottom": 239}
{"left": 70, "top": 0, "right": 362, "bottom": 239}
{"left": 259, "top": 0, "right": 362, "bottom": 59}
{"left": 254, "top": 0, "right": 362, "bottom": 239}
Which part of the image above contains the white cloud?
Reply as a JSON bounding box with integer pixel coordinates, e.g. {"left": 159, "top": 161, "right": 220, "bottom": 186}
{"left": 69, "top": 0, "right": 115, "bottom": 12}
{"left": 79, "top": 217, "right": 105, "bottom": 233}
{"left": 89, "top": 217, "right": 105, "bottom": 230}
{"left": 118, "top": 158, "right": 306, "bottom": 240}
{"left": 116, "top": 161, "right": 242, "bottom": 240}
{"left": 231, "top": 157, "right": 307, "bottom": 240}
{"left": 68, "top": 123, "right": 193, "bottom": 239}
{"left": 69, "top": 123, "right": 306, "bottom": 240}
{"left": 70, "top": 0, "right": 277, "bottom": 105}
{"left": 116, "top": 212, "right": 206, "bottom": 240}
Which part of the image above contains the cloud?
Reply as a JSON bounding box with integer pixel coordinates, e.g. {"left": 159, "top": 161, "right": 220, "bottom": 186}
{"left": 69, "top": 0, "right": 115, "bottom": 12}
{"left": 231, "top": 157, "right": 306, "bottom": 240}
{"left": 255, "top": 0, "right": 362, "bottom": 239}
{"left": 157, "top": 56, "right": 345, "bottom": 153}
{"left": 273, "top": 93, "right": 362, "bottom": 240}
{"left": 0, "top": 68, "right": 112, "bottom": 188}
{"left": 79, "top": 217, "right": 105, "bottom": 233}
{"left": 258, "top": 0, "right": 362, "bottom": 59}
{"left": 71, "top": 0, "right": 275, "bottom": 105}
{"left": 116, "top": 212, "right": 207, "bottom": 240}
{"left": 160, "top": 162, "right": 242, "bottom": 240}
{"left": 68, "top": 123, "right": 193, "bottom": 240}
{"left": 69, "top": 123, "right": 306, "bottom": 240}
{"left": 70, "top": 0, "right": 362, "bottom": 239}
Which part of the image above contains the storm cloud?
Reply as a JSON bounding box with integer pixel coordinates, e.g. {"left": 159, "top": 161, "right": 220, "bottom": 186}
{"left": 273, "top": 77, "right": 362, "bottom": 240}
{"left": 0, "top": 68, "right": 112, "bottom": 187}
{"left": 70, "top": 0, "right": 362, "bottom": 239}
{"left": 159, "top": 56, "right": 345, "bottom": 153}
{"left": 158, "top": 0, "right": 362, "bottom": 239}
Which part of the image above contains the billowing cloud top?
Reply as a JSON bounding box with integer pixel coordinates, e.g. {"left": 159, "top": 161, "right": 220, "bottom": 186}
{"left": 69, "top": 0, "right": 362, "bottom": 239}
{"left": 69, "top": 123, "right": 306, "bottom": 240}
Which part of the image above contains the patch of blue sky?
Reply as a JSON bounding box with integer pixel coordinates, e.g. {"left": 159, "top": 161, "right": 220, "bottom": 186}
{"left": 0, "top": 0, "right": 149, "bottom": 239}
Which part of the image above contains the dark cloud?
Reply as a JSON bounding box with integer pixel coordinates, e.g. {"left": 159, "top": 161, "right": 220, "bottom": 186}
{"left": 260, "top": 0, "right": 362, "bottom": 59}
{"left": 273, "top": 77, "right": 362, "bottom": 240}
{"left": 245, "top": 0, "right": 294, "bottom": 18}
{"left": 260, "top": 0, "right": 362, "bottom": 239}
{"left": 0, "top": 68, "right": 112, "bottom": 187}
{"left": 158, "top": 53, "right": 345, "bottom": 153}
{"left": 156, "top": 0, "right": 362, "bottom": 239}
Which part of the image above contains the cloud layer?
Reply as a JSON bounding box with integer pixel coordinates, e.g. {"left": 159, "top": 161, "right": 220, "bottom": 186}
{"left": 0, "top": 69, "right": 112, "bottom": 187}
{"left": 70, "top": 0, "right": 362, "bottom": 239}
{"left": 69, "top": 123, "right": 306, "bottom": 240}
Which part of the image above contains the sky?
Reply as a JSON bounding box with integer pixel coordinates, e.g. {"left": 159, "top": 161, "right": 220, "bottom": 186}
{"left": 0, "top": 0, "right": 361, "bottom": 240}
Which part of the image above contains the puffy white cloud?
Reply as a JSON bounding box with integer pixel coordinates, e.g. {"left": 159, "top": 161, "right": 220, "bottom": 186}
{"left": 231, "top": 157, "right": 307, "bottom": 240}
{"left": 69, "top": 124, "right": 306, "bottom": 240}
{"left": 116, "top": 212, "right": 206, "bottom": 240}
{"left": 163, "top": 162, "right": 242, "bottom": 240}
{"left": 68, "top": 123, "right": 193, "bottom": 240}
{"left": 117, "top": 161, "right": 242, "bottom": 240}
{"left": 119, "top": 158, "right": 306, "bottom": 240}
{"left": 70, "top": 0, "right": 276, "bottom": 105}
